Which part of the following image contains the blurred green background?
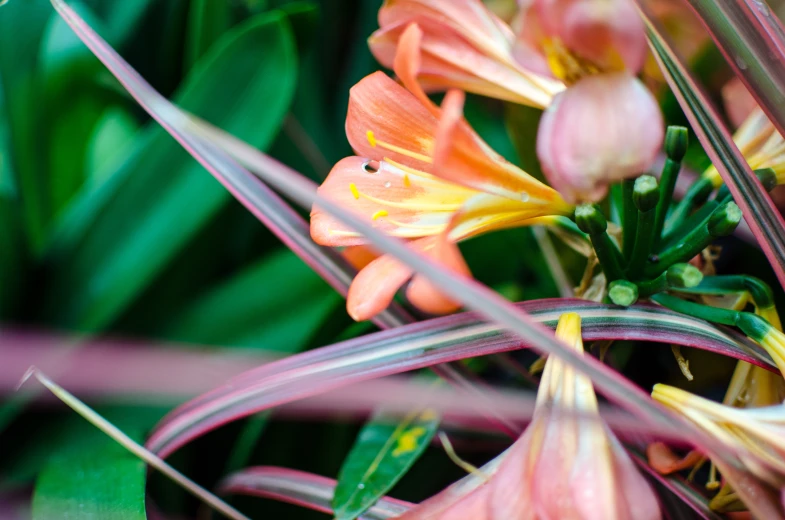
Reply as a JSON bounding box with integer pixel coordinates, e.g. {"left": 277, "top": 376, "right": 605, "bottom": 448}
{"left": 0, "top": 0, "right": 778, "bottom": 518}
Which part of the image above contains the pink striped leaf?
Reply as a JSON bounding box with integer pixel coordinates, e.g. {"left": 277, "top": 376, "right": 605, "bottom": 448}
{"left": 146, "top": 299, "right": 772, "bottom": 458}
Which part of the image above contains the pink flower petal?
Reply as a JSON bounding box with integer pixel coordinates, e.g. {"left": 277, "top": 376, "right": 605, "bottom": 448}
{"left": 537, "top": 73, "right": 664, "bottom": 203}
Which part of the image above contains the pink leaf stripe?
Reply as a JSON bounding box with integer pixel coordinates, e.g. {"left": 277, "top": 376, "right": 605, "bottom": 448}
{"left": 642, "top": 10, "right": 785, "bottom": 292}
{"left": 219, "top": 467, "right": 412, "bottom": 519}
{"left": 146, "top": 299, "right": 771, "bottom": 458}
{"left": 0, "top": 330, "right": 274, "bottom": 402}
{"left": 50, "top": 0, "right": 743, "bottom": 472}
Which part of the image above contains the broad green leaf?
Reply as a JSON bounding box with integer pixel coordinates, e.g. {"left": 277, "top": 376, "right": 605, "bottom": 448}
{"left": 1, "top": 406, "right": 166, "bottom": 487}
{"left": 184, "top": 0, "right": 234, "bottom": 72}
{"left": 32, "top": 443, "right": 146, "bottom": 520}
{"left": 332, "top": 409, "right": 440, "bottom": 520}
{"left": 42, "top": 10, "right": 298, "bottom": 331}
{"left": 162, "top": 249, "right": 340, "bottom": 351}
{"left": 0, "top": 83, "right": 23, "bottom": 318}
{"left": 0, "top": 0, "right": 54, "bottom": 249}
{"left": 85, "top": 107, "right": 140, "bottom": 183}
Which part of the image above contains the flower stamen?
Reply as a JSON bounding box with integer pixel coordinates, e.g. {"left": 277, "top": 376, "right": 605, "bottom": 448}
{"left": 366, "top": 130, "right": 433, "bottom": 164}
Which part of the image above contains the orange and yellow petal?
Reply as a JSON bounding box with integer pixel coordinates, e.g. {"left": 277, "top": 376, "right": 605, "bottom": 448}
{"left": 405, "top": 234, "right": 471, "bottom": 315}
{"left": 311, "top": 156, "right": 478, "bottom": 246}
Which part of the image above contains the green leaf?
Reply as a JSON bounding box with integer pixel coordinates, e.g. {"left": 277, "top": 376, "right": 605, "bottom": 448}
{"left": 42, "top": 10, "right": 298, "bottom": 331}
{"left": 85, "top": 107, "right": 140, "bottom": 183}
{"left": 184, "top": 0, "right": 234, "bottom": 72}
{"left": 162, "top": 249, "right": 339, "bottom": 351}
{"left": 332, "top": 409, "right": 440, "bottom": 520}
{"left": 32, "top": 442, "right": 146, "bottom": 520}
{"left": 0, "top": 0, "right": 55, "bottom": 250}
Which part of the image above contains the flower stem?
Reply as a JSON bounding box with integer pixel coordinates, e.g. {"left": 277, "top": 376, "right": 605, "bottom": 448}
{"left": 662, "top": 176, "right": 714, "bottom": 238}
{"left": 653, "top": 126, "right": 688, "bottom": 248}
{"left": 627, "top": 175, "right": 659, "bottom": 278}
{"left": 621, "top": 178, "right": 638, "bottom": 260}
{"left": 644, "top": 202, "right": 741, "bottom": 278}
{"left": 673, "top": 275, "right": 775, "bottom": 309}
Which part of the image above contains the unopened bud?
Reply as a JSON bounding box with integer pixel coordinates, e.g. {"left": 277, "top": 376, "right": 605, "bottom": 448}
{"left": 755, "top": 168, "right": 777, "bottom": 192}
{"left": 575, "top": 204, "right": 607, "bottom": 235}
{"left": 667, "top": 263, "right": 703, "bottom": 289}
{"left": 664, "top": 126, "right": 688, "bottom": 162}
{"left": 633, "top": 175, "right": 659, "bottom": 212}
{"left": 609, "top": 280, "right": 638, "bottom": 306}
{"left": 708, "top": 202, "right": 742, "bottom": 237}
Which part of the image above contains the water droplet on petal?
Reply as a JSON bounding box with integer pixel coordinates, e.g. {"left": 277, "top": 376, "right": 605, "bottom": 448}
{"left": 384, "top": 181, "right": 392, "bottom": 188}
{"left": 520, "top": 191, "right": 530, "bottom": 202}
{"left": 357, "top": 483, "right": 365, "bottom": 489}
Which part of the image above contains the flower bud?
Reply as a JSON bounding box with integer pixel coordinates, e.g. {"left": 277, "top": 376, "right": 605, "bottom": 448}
{"left": 609, "top": 280, "right": 639, "bottom": 306}
{"left": 574, "top": 204, "right": 607, "bottom": 235}
{"left": 666, "top": 263, "right": 704, "bottom": 289}
{"left": 708, "top": 202, "right": 742, "bottom": 237}
{"left": 664, "top": 126, "right": 689, "bottom": 162}
{"left": 537, "top": 73, "right": 664, "bottom": 203}
{"left": 633, "top": 175, "right": 659, "bottom": 212}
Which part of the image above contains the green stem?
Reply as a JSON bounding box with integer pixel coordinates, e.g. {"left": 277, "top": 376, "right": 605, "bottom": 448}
{"left": 637, "top": 272, "right": 668, "bottom": 297}
{"left": 622, "top": 178, "right": 638, "bottom": 260}
{"left": 591, "top": 233, "right": 625, "bottom": 282}
{"left": 652, "top": 293, "right": 770, "bottom": 342}
{"left": 628, "top": 208, "right": 656, "bottom": 278}
{"left": 646, "top": 202, "right": 740, "bottom": 277}
{"left": 653, "top": 158, "right": 681, "bottom": 248}
{"left": 662, "top": 176, "right": 714, "bottom": 235}
{"left": 673, "top": 275, "right": 775, "bottom": 309}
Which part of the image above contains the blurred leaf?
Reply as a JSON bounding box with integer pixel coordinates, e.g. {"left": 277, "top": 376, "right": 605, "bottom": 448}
{"left": 332, "top": 409, "right": 439, "bottom": 520}
{"left": 32, "top": 443, "right": 146, "bottom": 520}
{"left": 0, "top": 83, "right": 23, "bottom": 318}
{"left": 43, "top": 10, "right": 298, "bottom": 331}
{"left": 184, "top": 0, "right": 234, "bottom": 72}
{"left": 85, "top": 107, "right": 139, "bottom": 183}
{"left": 163, "top": 249, "right": 340, "bottom": 350}
{"left": 0, "top": 0, "right": 54, "bottom": 250}
{"left": 1, "top": 406, "right": 165, "bottom": 487}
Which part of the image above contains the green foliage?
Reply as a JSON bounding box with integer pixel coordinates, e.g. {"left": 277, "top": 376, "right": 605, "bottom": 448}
{"left": 332, "top": 409, "right": 440, "bottom": 520}
{"left": 32, "top": 443, "right": 147, "bottom": 520}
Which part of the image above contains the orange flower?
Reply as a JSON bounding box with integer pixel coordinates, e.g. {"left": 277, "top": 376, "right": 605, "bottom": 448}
{"left": 368, "top": 0, "right": 562, "bottom": 106}
{"left": 397, "top": 313, "right": 662, "bottom": 519}
{"left": 311, "top": 25, "right": 571, "bottom": 321}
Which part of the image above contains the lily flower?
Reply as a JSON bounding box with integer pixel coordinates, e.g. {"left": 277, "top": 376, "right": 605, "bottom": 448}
{"left": 652, "top": 384, "right": 785, "bottom": 489}
{"left": 368, "top": 0, "right": 664, "bottom": 204}
{"left": 518, "top": 0, "right": 664, "bottom": 203}
{"left": 311, "top": 25, "right": 571, "bottom": 321}
{"left": 397, "top": 313, "right": 662, "bottom": 520}
{"left": 368, "top": 0, "right": 563, "bottom": 107}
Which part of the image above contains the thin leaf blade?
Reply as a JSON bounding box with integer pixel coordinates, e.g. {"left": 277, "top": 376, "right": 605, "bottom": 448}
{"left": 147, "top": 300, "right": 770, "bottom": 458}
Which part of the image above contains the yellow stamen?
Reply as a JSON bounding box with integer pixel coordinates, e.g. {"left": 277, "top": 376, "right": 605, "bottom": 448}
{"left": 403, "top": 174, "right": 411, "bottom": 187}
{"left": 349, "top": 183, "right": 360, "bottom": 200}
{"left": 372, "top": 210, "right": 388, "bottom": 220}
{"left": 366, "top": 130, "right": 433, "bottom": 164}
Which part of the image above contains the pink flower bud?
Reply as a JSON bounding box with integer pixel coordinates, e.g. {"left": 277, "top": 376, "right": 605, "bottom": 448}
{"left": 536, "top": 73, "right": 664, "bottom": 203}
